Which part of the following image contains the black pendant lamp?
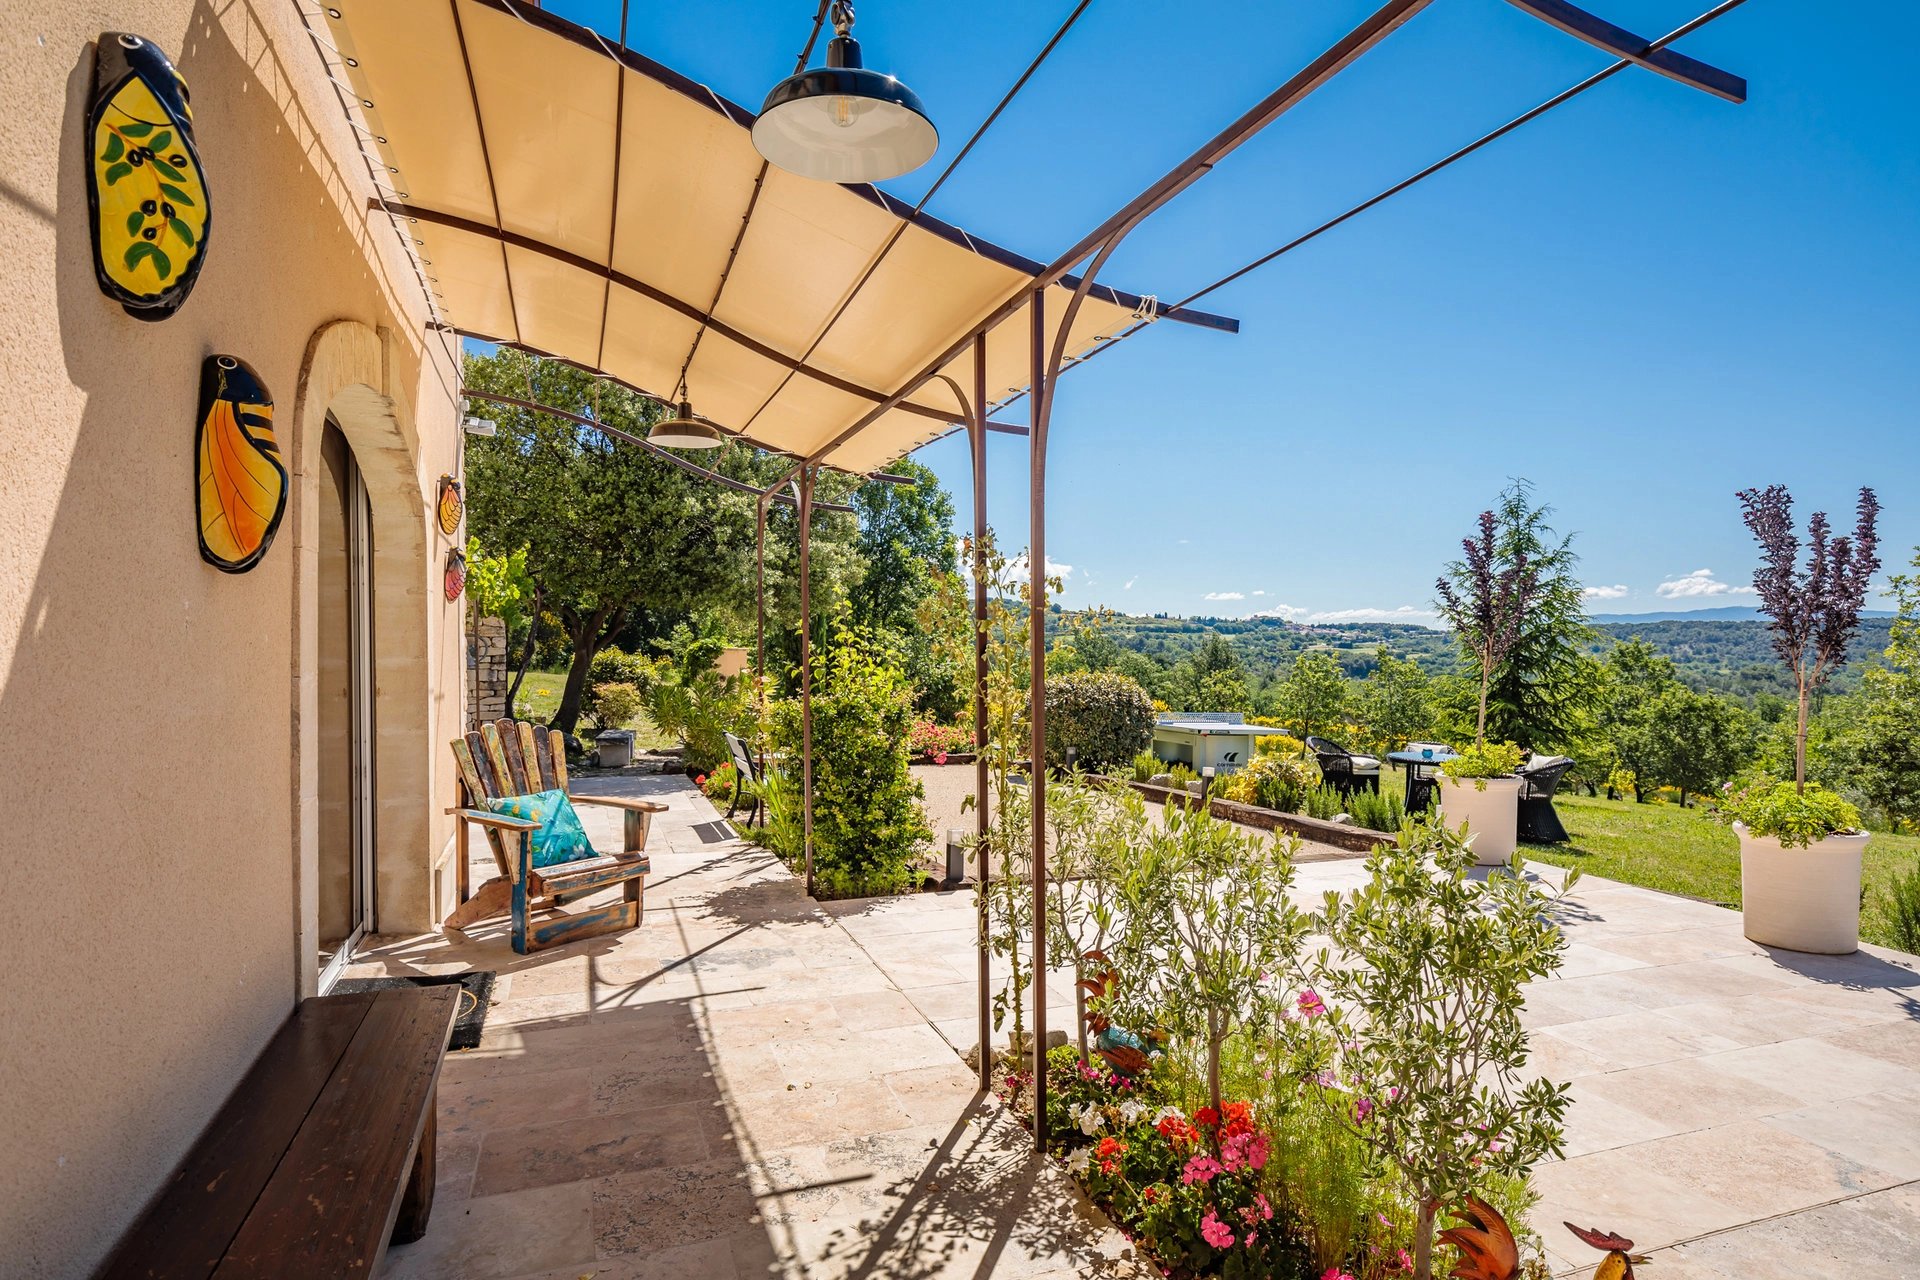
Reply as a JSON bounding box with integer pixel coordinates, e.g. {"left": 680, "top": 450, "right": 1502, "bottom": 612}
{"left": 647, "top": 398, "right": 724, "bottom": 450}
{"left": 753, "top": 2, "right": 936, "bottom": 183}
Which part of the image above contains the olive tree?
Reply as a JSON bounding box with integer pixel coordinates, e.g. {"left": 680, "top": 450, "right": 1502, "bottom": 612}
{"left": 1298, "top": 821, "right": 1576, "bottom": 1280}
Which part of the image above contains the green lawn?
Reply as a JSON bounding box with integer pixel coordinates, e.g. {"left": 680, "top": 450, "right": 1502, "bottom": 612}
{"left": 510, "top": 671, "right": 677, "bottom": 751}
{"left": 1523, "top": 792, "right": 1920, "bottom": 953}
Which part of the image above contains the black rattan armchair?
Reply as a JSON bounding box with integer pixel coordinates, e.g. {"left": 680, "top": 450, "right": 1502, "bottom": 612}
{"left": 1305, "top": 736, "right": 1381, "bottom": 796}
{"left": 1516, "top": 754, "right": 1574, "bottom": 843}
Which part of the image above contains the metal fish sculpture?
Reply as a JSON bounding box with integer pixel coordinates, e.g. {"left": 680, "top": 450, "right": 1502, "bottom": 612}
{"left": 437, "top": 475, "right": 464, "bottom": 536}
{"left": 196, "top": 356, "right": 284, "bottom": 573}
{"left": 1439, "top": 1195, "right": 1520, "bottom": 1280}
{"left": 1565, "top": 1222, "right": 1651, "bottom": 1280}
{"left": 86, "top": 33, "right": 210, "bottom": 319}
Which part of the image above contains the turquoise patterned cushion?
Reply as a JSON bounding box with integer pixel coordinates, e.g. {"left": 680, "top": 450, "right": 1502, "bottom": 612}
{"left": 483, "top": 789, "right": 595, "bottom": 868}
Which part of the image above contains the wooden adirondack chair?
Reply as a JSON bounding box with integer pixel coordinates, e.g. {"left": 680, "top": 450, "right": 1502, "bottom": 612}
{"left": 446, "top": 719, "right": 666, "bottom": 955}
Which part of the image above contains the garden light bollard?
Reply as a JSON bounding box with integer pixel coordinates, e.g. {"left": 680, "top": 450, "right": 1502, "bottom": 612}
{"left": 946, "top": 827, "right": 968, "bottom": 884}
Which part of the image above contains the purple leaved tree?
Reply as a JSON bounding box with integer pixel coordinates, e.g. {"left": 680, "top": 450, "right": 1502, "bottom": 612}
{"left": 1737, "top": 484, "right": 1882, "bottom": 793}
{"left": 1435, "top": 509, "right": 1542, "bottom": 748}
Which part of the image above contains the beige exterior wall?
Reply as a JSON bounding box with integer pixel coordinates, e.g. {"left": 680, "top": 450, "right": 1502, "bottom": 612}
{"left": 0, "top": 5, "right": 466, "bottom": 1275}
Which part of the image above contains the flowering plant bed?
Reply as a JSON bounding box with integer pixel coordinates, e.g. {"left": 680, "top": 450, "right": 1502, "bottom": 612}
{"left": 1004, "top": 1046, "right": 1553, "bottom": 1280}
{"left": 909, "top": 719, "right": 973, "bottom": 761}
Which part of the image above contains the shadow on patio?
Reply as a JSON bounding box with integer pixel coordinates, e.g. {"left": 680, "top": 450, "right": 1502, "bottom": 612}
{"left": 351, "top": 774, "right": 1145, "bottom": 1280}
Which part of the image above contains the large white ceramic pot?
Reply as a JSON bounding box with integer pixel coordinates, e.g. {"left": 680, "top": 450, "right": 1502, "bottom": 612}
{"left": 1736, "top": 823, "right": 1869, "bottom": 954}
{"left": 1437, "top": 776, "right": 1523, "bottom": 866}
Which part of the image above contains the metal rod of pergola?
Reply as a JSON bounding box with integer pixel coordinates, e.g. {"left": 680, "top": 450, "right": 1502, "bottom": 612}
{"left": 769, "top": 0, "right": 1743, "bottom": 1150}
{"left": 456, "top": 0, "right": 1748, "bottom": 1154}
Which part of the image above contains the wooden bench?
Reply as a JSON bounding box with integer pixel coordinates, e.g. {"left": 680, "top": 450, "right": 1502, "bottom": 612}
{"left": 95, "top": 985, "right": 457, "bottom": 1279}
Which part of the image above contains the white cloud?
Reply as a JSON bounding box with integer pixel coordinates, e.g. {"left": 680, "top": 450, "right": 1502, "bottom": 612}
{"left": 1252, "top": 590, "right": 1267, "bottom": 597}
{"left": 1582, "top": 583, "right": 1630, "bottom": 600}
{"left": 1656, "top": 568, "right": 1754, "bottom": 599}
{"left": 1252, "top": 604, "right": 1307, "bottom": 620}
{"left": 1123, "top": 576, "right": 1138, "bottom": 591}
{"left": 1305, "top": 605, "right": 1438, "bottom": 625}
{"left": 1203, "top": 591, "right": 1245, "bottom": 602}
{"left": 1000, "top": 553, "right": 1073, "bottom": 585}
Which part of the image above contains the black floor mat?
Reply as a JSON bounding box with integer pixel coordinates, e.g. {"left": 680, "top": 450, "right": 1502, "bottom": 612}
{"left": 330, "top": 971, "right": 496, "bottom": 1050}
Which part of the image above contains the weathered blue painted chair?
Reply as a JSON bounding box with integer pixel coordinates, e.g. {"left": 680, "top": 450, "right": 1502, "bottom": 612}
{"left": 446, "top": 719, "right": 665, "bottom": 954}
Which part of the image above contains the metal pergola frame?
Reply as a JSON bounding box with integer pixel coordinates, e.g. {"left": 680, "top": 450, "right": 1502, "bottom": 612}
{"left": 432, "top": 0, "right": 1749, "bottom": 1153}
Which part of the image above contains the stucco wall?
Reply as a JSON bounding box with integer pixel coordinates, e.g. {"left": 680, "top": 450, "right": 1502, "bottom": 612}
{"left": 0, "top": 4, "right": 463, "bottom": 1275}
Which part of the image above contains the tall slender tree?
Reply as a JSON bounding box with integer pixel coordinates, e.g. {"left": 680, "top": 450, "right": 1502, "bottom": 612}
{"left": 1737, "top": 484, "right": 1881, "bottom": 791}
{"left": 1435, "top": 495, "right": 1543, "bottom": 748}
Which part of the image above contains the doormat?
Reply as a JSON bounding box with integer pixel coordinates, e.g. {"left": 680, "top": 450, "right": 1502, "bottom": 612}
{"left": 332, "top": 971, "right": 496, "bottom": 1050}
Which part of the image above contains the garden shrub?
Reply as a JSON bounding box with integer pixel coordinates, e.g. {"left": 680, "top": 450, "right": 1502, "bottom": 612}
{"left": 588, "top": 645, "right": 658, "bottom": 695}
{"left": 1882, "top": 858, "right": 1920, "bottom": 956}
{"left": 1341, "top": 785, "right": 1404, "bottom": 835}
{"left": 1044, "top": 671, "right": 1155, "bottom": 770}
{"left": 649, "top": 668, "right": 749, "bottom": 774}
{"left": 588, "top": 681, "right": 644, "bottom": 731}
{"left": 1130, "top": 750, "right": 1159, "bottom": 783}
{"left": 766, "top": 628, "right": 932, "bottom": 897}
{"left": 1717, "top": 780, "right": 1861, "bottom": 847}
{"left": 1218, "top": 753, "right": 1317, "bottom": 813}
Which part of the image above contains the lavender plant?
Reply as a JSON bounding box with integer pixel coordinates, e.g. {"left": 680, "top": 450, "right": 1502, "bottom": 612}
{"left": 1436, "top": 509, "right": 1542, "bottom": 747}
{"left": 1736, "top": 484, "right": 1881, "bottom": 792}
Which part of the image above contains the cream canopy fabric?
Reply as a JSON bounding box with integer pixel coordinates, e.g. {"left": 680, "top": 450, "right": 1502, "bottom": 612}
{"left": 324, "top": 0, "right": 1233, "bottom": 475}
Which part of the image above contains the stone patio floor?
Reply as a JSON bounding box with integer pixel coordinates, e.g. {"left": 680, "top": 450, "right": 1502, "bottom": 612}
{"left": 359, "top": 774, "right": 1920, "bottom": 1280}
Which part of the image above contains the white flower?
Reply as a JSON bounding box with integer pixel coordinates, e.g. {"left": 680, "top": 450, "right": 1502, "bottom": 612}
{"left": 1064, "top": 1147, "right": 1091, "bottom": 1176}
{"left": 1118, "top": 1098, "right": 1147, "bottom": 1125}
{"left": 1069, "top": 1102, "right": 1103, "bottom": 1136}
{"left": 1152, "top": 1104, "right": 1184, "bottom": 1125}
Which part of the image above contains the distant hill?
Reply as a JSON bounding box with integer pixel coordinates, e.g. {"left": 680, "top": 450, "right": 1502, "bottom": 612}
{"left": 1060, "top": 610, "right": 1897, "bottom": 700}
{"left": 1591, "top": 606, "right": 1894, "bottom": 624}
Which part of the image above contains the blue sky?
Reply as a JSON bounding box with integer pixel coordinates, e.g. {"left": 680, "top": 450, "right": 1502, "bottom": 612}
{"left": 542, "top": 0, "right": 1919, "bottom": 624}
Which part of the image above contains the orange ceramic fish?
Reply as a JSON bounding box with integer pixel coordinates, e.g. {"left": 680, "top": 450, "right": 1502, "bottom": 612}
{"left": 195, "top": 355, "right": 284, "bottom": 573}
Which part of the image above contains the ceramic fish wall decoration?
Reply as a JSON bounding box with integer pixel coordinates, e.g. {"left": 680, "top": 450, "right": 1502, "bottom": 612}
{"left": 86, "top": 33, "right": 210, "bottom": 319}
{"left": 437, "top": 475, "right": 463, "bottom": 536}
{"left": 196, "top": 355, "right": 285, "bottom": 573}
{"left": 445, "top": 549, "right": 467, "bottom": 602}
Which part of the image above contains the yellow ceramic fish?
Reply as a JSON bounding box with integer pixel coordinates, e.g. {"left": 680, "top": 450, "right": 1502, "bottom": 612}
{"left": 196, "top": 356, "right": 285, "bottom": 573}
{"left": 87, "top": 33, "right": 210, "bottom": 318}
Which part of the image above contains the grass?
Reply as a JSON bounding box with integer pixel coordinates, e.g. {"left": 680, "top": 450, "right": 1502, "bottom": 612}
{"left": 1523, "top": 792, "right": 1920, "bottom": 953}
{"left": 509, "top": 670, "right": 677, "bottom": 751}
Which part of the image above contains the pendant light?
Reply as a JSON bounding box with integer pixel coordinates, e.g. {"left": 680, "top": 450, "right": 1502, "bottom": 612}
{"left": 752, "top": 2, "right": 936, "bottom": 183}
{"left": 647, "top": 398, "right": 724, "bottom": 450}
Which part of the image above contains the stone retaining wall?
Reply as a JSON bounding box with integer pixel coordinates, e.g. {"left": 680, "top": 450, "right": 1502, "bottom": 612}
{"left": 467, "top": 614, "right": 508, "bottom": 730}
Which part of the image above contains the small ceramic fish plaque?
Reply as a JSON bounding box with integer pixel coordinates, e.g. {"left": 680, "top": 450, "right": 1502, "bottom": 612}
{"left": 196, "top": 355, "right": 285, "bottom": 573}
{"left": 437, "top": 475, "right": 463, "bottom": 536}
{"left": 445, "top": 549, "right": 467, "bottom": 602}
{"left": 86, "top": 33, "right": 210, "bottom": 319}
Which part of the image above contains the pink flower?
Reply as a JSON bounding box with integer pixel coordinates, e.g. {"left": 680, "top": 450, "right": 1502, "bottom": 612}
{"left": 1200, "top": 1209, "right": 1235, "bottom": 1249}
{"left": 934, "top": 752, "right": 948, "bottom": 765}
{"left": 1220, "top": 1130, "right": 1269, "bottom": 1173}
{"left": 1297, "top": 989, "right": 1326, "bottom": 1019}
{"left": 1353, "top": 1096, "right": 1374, "bottom": 1123}
{"left": 1180, "top": 1154, "right": 1222, "bottom": 1186}
{"left": 1320, "top": 1269, "right": 1357, "bottom": 1280}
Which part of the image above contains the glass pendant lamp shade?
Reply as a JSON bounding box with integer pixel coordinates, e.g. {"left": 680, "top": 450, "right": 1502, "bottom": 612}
{"left": 647, "top": 399, "right": 724, "bottom": 449}
{"left": 753, "top": 6, "right": 935, "bottom": 183}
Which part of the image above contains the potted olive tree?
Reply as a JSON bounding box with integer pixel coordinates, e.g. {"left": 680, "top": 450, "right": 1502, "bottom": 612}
{"left": 1433, "top": 508, "right": 1542, "bottom": 865}
{"left": 1730, "top": 484, "right": 1880, "bottom": 953}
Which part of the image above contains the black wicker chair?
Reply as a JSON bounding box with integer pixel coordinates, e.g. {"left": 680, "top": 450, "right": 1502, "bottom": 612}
{"left": 1516, "top": 754, "right": 1574, "bottom": 843}
{"left": 1305, "top": 736, "right": 1381, "bottom": 796}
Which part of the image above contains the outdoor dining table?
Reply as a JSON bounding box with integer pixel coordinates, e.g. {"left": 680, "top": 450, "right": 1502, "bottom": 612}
{"left": 1386, "top": 749, "right": 1457, "bottom": 814}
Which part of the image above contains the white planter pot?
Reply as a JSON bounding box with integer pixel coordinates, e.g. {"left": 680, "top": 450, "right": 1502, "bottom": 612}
{"left": 1737, "top": 823, "right": 1868, "bottom": 954}
{"left": 1437, "top": 776, "right": 1523, "bottom": 866}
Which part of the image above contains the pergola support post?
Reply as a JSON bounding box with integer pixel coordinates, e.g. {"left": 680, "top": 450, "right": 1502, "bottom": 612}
{"left": 797, "top": 464, "right": 817, "bottom": 897}
{"left": 970, "top": 338, "right": 992, "bottom": 1092}
{"left": 1027, "top": 289, "right": 1049, "bottom": 1144}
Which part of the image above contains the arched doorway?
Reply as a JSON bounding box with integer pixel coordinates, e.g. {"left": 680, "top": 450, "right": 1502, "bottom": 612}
{"left": 291, "top": 320, "right": 442, "bottom": 998}
{"left": 315, "top": 420, "right": 376, "bottom": 989}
